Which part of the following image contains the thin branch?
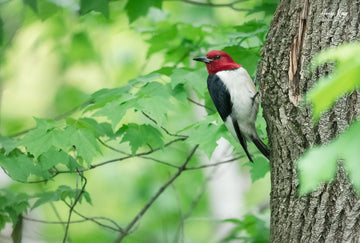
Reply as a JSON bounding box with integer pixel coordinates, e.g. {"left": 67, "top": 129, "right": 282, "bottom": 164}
{"left": 139, "top": 156, "right": 180, "bottom": 169}
{"left": 114, "top": 145, "right": 199, "bottom": 243}
{"left": 87, "top": 137, "right": 187, "bottom": 171}
{"left": 185, "top": 156, "right": 242, "bottom": 170}
{"left": 141, "top": 112, "right": 188, "bottom": 138}
{"left": 98, "top": 139, "right": 130, "bottom": 155}
{"left": 175, "top": 165, "right": 220, "bottom": 242}
{"left": 24, "top": 212, "right": 123, "bottom": 233}
{"left": 63, "top": 201, "right": 124, "bottom": 233}
{"left": 183, "top": 167, "right": 217, "bottom": 219}
{"left": 49, "top": 201, "right": 67, "bottom": 233}
{"left": 63, "top": 171, "right": 87, "bottom": 243}
{"left": 187, "top": 97, "right": 215, "bottom": 112}
{"left": 171, "top": 181, "right": 185, "bottom": 243}
{"left": 164, "top": 0, "right": 250, "bottom": 11}
{"left": 23, "top": 216, "right": 87, "bottom": 225}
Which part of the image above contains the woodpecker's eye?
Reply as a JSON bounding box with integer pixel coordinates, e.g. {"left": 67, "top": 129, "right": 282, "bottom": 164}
{"left": 214, "top": 55, "right": 221, "bottom": 60}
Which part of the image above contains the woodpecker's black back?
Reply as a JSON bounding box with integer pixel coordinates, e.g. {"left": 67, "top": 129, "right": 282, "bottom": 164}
{"left": 207, "top": 74, "right": 254, "bottom": 162}
{"left": 207, "top": 74, "right": 232, "bottom": 121}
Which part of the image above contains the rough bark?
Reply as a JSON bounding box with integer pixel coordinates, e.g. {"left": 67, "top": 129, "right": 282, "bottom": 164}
{"left": 259, "top": 0, "right": 360, "bottom": 242}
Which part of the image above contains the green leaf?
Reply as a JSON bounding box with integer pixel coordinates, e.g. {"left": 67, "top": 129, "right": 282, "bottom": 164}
{"left": 146, "top": 22, "right": 178, "bottom": 57}
{"left": 38, "top": 147, "right": 76, "bottom": 172}
{"left": 246, "top": 157, "right": 270, "bottom": 182}
{"left": 129, "top": 72, "right": 163, "bottom": 86}
{"left": 0, "top": 150, "right": 37, "bottom": 182}
{"left": 20, "top": 118, "right": 67, "bottom": 158}
{"left": 117, "top": 123, "right": 164, "bottom": 155}
{"left": 32, "top": 192, "right": 57, "bottom": 209}
{"left": 308, "top": 43, "right": 360, "bottom": 120}
{"left": 311, "top": 43, "right": 360, "bottom": 68}
{"left": 170, "top": 68, "right": 207, "bottom": 98}
{"left": 33, "top": 185, "right": 91, "bottom": 209}
{"left": 64, "top": 125, "right": 102, "bottom": 165}
{"left": 80, "top": 0, "right": 109, "bottom": 18}
{"left": 0, "top": 214, "right": 9, "bottom": 230}
{"left": 82, "top": 191, "right": 92, "bottom": 205}
{"left": 297, "top": 145, "right": 338, "bottom": 195}
{"left": 247, "top": 1, "right": 278, "bottom": 16}
{"left": 21, "top": 118, "right": 101, "bottom": 165}
{"left": 234, "top": 20, "right": 268, "bottom": 34}
{"left": 23, "top": 0, "right": 37, "bottom": 12}
{"left": 222, "top": 215, "right": 269, "bottom": 242}
{"left": 298, "top": 120, "right": 360, "bottom": 195}
{"left": 125, "top": 0, "right": 162, "bottom": 23}
{"left": 134, "top": 81, "right": 174, "bottom": 125}
{"left": 136, "top": 81, "right": 170, "bottom": 98}
{"left": 93, "top": 98, "right": 137, "bottom": 129}
{"left": 67, "top": 118, "right": 114, "bottom": 138}
{"left": 184, "top": 117, "right": 231, "bottom": 158}
{"left": 336, "top": 121, "right": 360, "bottom": 193}
{"left": 0, "top": 136, "right": 17, "bottom": 155}
{"left": 0, "top": 189, "right": 30, "bottom": 226}
{"left": 86, "top": 86, "right": 133, "bottom": 112}
{"left": 222, "top": 46, "right": 260, "bottom": 76}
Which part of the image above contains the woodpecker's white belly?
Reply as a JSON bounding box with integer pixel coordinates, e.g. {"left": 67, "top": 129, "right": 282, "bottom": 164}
{"left": 216, "top": 68, "right": 258, "bottom": 139}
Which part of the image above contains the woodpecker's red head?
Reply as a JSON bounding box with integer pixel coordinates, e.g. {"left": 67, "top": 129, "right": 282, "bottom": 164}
{"left": 193, "top": 50, "right": 241, "bottom": 75}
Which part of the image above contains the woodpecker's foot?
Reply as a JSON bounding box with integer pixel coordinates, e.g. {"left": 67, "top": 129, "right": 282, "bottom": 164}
{"left": 252, "top": 92, "right": 259, "bottom": 100}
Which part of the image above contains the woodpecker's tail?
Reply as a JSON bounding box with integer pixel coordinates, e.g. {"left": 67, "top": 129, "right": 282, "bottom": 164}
{"left": 231, "top": 118, "right": 254, "bottom": 162}
{"left": 252, "top": 137, "right": 270, "bottom": 159}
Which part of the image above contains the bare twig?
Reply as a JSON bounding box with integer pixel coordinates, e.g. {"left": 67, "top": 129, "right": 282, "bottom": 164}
{"left": 187, "top": 97, "right": 215, "bottom": 112}
{"left": 98, "top": 139, "right": 130, "bottom": 155}
{"left": 63, "top": 171, "right": 87, "bottom": 243}
{"left": 164, "top": 0, "right": 250, "bottom": 11}
{"left": 175, "top": 165, "right": 220, "bottom": 242}
{"left": 63, "top": 202, "right": 124, "bottom": 233}
{"left": 171, "top": 182, "right": 185, "bottom": 243}
{"left": 139, "top": 156, "right": 180, "bottom": 169}
{"left": 114, "top": 145, "right": 199, "bottom": 243}
{"left": 23, "top": 216, "right": 87, "bottom": 224}
{"left": 141, "top": 111, "right": 188, "bottom": 138}
{"left": 185, "top": 156, "right": 242, "bottom": 170}
{"left": 87, "top": 137, "right": 187, "bottom": 171}
{"left": 24, "top": 212, "right": 123, "bottom": 233}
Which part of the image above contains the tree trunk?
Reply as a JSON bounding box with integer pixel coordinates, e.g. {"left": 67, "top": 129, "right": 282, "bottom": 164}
{"left": 259, "top": 0, "right": 360, "bottom": 241}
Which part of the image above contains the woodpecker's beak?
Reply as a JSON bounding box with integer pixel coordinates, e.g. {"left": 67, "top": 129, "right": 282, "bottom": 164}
{"left": 193, "top": 56, "right": 213, "bottom": 63}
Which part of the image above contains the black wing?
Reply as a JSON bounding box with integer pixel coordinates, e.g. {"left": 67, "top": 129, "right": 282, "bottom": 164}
{"left": 207, "top": 74, "right": 232, "bottom": 121}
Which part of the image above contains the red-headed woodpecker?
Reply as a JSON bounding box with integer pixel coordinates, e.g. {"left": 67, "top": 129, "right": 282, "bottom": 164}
{"left": 193, "top": 50, "right": 270, "bottom": 162}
